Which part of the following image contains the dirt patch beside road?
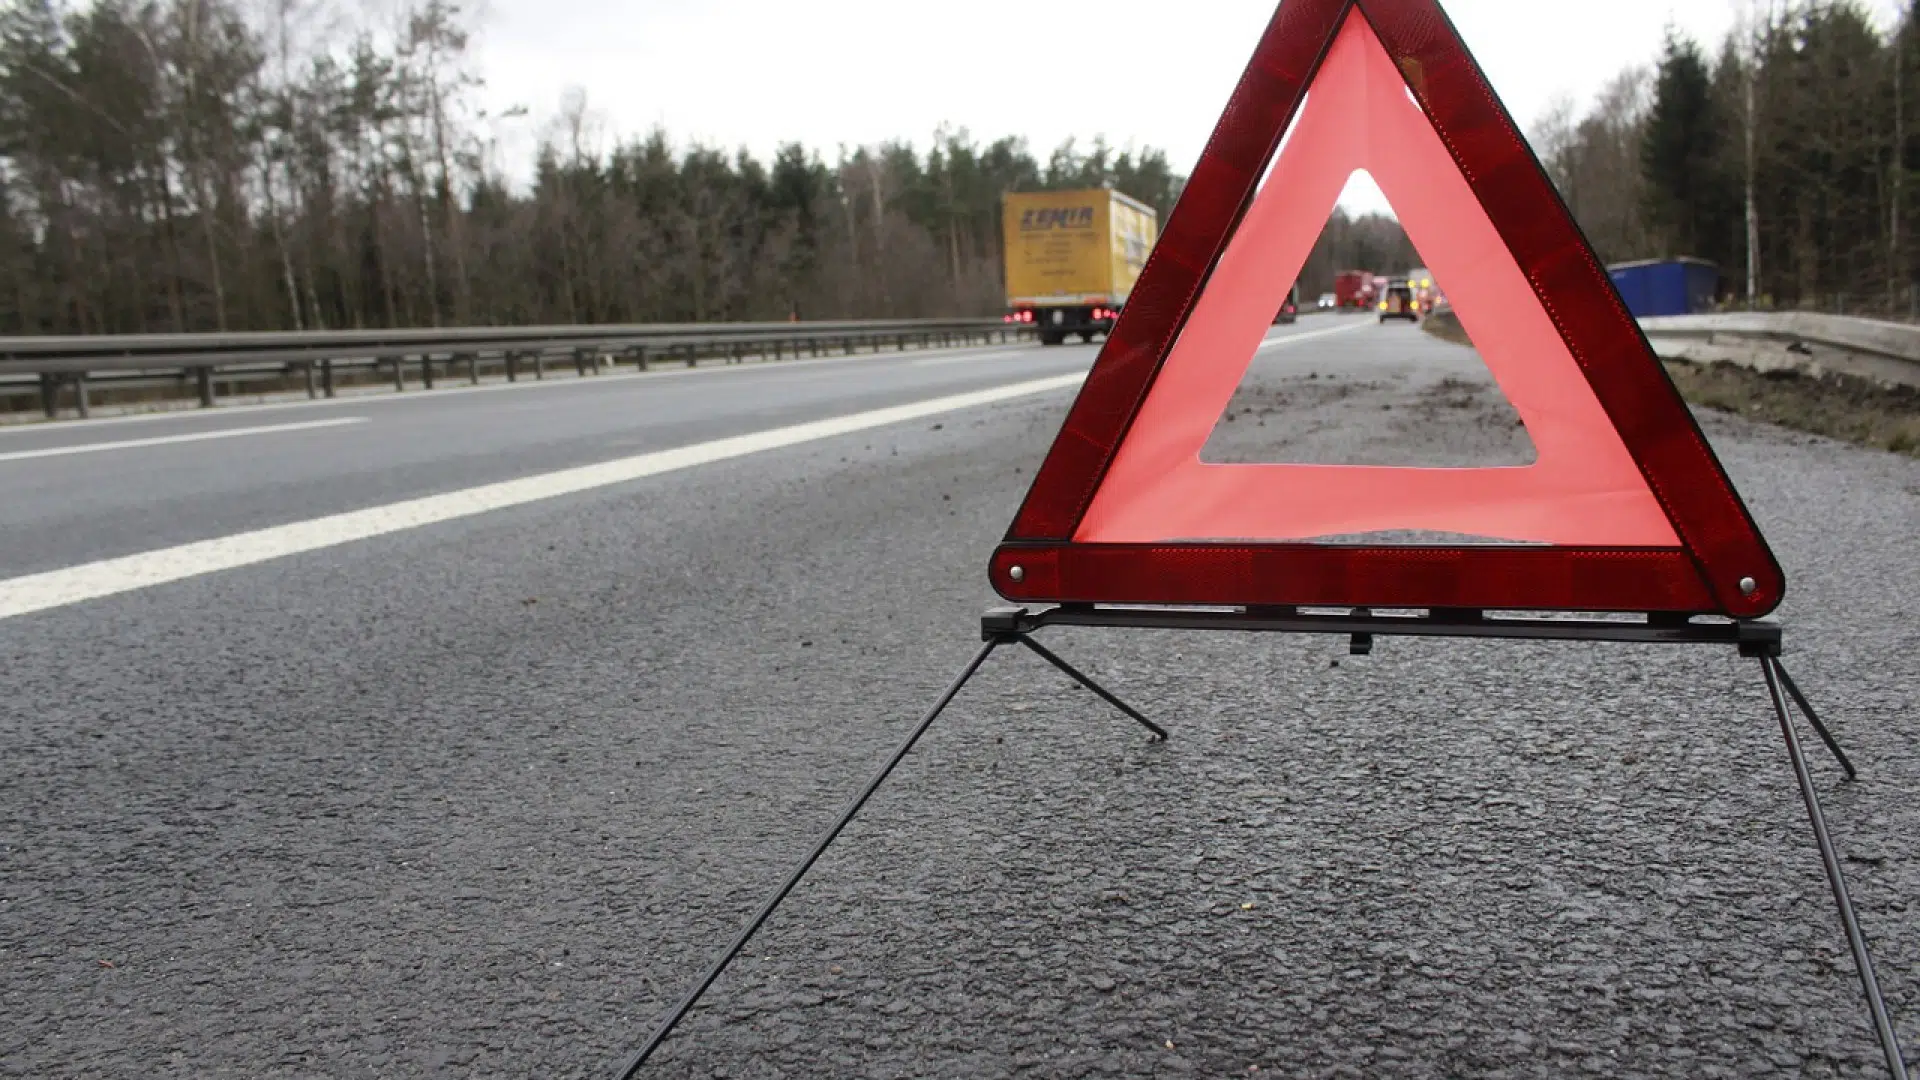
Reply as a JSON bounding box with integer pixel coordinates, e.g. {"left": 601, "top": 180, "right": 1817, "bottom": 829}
{"left": 1662, "top": 360, "right": 1920, "bottom": 456}
{"left": 1422, "top": 308, "right": 1920, "bottom": 458}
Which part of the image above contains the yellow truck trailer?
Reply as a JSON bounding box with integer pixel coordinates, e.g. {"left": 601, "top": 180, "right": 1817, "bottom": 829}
{"left": 1001, "top": 187, "right": 1159, "bottom": 346}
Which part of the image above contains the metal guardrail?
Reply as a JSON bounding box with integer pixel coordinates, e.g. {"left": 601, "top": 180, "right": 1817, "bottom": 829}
{"left": 0, "top": 318, "right": 1035, "bottom": 419}
{"left": 1423, "top": 307, "right": 1920, "bottom": 392}
{"left": 1637, "top": 312, "right": 1920, "bottom": 391}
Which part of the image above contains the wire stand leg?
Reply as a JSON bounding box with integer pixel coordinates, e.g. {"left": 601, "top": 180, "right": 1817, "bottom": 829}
{"left": 610, "top": 639, "right": 1002, "bottom": 1079}
{"left": 1015, "top": 635, "right": 1167, "bottom": 742}
{"left": 1771, "top": 658, "right": 1858, "bottom": 780}
{"left": 1761, "top": 658, "right": 1909, "bottom": 1079}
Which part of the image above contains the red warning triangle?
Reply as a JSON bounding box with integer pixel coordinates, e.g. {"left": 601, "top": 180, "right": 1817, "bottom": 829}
{"left": 990, "top": 0, "right": 1783, "bottom": 619}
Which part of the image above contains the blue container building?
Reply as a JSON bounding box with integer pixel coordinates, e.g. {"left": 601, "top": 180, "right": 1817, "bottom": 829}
{"left": 1606, "top": 257, "right": 1721, "bottom": 318}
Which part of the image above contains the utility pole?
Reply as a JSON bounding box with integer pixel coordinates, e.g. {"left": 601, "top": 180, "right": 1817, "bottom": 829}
{"left": 1741, "top": 0, "right": 1763, "bottom": 308}
{"left": 1893, "top": 2, "right": 1907, "bottom": 312}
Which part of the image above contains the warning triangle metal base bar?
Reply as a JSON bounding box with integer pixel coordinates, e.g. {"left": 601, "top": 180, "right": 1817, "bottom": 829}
{"left": 989, "top": 602, "right": 1786, "bottom": 649}
{"left": 608, "top": 606, "right": 1908, "bottom": 1079}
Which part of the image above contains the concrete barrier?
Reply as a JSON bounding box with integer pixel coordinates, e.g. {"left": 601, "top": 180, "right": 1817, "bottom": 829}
{"left": 1637, "top": 312, "right": 1920, "bottom": 391}
{"left": 1424, "top": 308, "right": 1920, "bottom": 391}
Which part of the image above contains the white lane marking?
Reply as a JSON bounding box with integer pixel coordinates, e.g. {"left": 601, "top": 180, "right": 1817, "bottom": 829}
{"left": 0, "top": 417, "right": 368, "bottom": 464}
{"left": 0, "top": 340, "right": 1044, "bottom": 436}
{"left": 1256, "top": 320, "right": 1374, "bottom": 351}
{"left": 0, "top": 373, "right": 1085, "bottom": 622}
{"left": 910, "top": 348, "right": 1036, "bottom": 367}
{"left": 901, "top": 321, "right": 1359, "bottom": 371}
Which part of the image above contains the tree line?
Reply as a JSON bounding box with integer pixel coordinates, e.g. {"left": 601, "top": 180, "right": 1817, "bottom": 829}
{"left": 1534, "top": 0, "right": 1917, "bottom": 315}
{"left": 1310, "top": 0, "right": 1917, "bottom": 315}
{"left": 0, "top": 0, "right": 1186, "bottom": 335}
{"left": 3, "top": 0, "right": 1909, "bottom": 337}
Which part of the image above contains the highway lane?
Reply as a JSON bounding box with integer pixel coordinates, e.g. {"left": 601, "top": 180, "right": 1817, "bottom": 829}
{"left": 0, "top": 320, "right": 1371, "bottom": 584}
{"left": 0, "top": 337, "right": 1095, "bottom": 579}
{"left": 2, "top": 317, "right": 1915, "bottom": 1078}
{"left": 0, "top": 318, "right": 1369, "bottom": 586}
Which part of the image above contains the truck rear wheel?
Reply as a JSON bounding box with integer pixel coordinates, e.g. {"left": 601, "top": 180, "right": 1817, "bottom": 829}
{"left": 1079, "top": 331, "right": 1095, "bottom": 344}
{"left": 1038, "top": 331, "right": 1065, "bottom": 346}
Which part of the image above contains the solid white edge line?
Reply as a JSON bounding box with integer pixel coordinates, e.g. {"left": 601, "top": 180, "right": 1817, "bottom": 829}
{"left": 0, "top": 373, "right": 1085, "bottom": 621}
{"left": 1256, "top": 320, "right": 1374, "bottom": 350}
{"left": 0, "top": 417, "right": 368, "bottom": 463}
{"left": 908, "top": 319, "right": 1361, "bottom": 370}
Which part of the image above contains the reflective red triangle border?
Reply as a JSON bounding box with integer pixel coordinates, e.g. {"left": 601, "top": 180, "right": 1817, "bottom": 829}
{"left": 989, "top": 0, "right": 1784, "bottom": 619}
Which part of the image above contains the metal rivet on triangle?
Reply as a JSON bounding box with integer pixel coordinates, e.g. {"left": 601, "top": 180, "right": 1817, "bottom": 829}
{"left": 1010, "top": 566, "right": 1026, "bottom": 582}
{"left": 1739, "top": 576, "right": 1757, "bottom": 596}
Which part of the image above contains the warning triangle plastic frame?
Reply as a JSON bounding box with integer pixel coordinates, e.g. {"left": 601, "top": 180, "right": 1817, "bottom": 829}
{"left": 990, "top": 0, "right": 1784, "bottom": 620}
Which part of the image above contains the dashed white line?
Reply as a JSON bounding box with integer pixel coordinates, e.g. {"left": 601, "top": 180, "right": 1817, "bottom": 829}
{"left": 0, "top": 373, "right": 1085, "bottom": 622}
{"left": 910, "top": 349, "right": 1037, "bottom": 367}
{"left": 0, "top": 417, "right": 369, "bottom": 463}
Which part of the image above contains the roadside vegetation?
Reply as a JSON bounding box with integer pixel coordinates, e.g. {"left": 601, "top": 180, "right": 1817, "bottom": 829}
{"left": 2, "top": 0, "right": 1914, "bottom": 336}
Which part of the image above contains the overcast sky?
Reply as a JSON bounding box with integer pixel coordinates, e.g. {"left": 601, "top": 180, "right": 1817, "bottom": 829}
{"left": 469, "top": 0, "right": 1901, "bottom": 217}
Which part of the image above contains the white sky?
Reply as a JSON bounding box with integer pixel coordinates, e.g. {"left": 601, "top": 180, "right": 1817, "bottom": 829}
{"left": 468, "top": 0, "right": 1901, "bottom": 216}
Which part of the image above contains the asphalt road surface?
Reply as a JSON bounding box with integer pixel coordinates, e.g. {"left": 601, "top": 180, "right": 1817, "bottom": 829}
{"left": 3, "top": 316, "right": 1916, "bottom": 1078}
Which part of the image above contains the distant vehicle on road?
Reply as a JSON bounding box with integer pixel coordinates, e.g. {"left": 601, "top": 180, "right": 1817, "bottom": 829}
{"left": 1407, "top": 266, "right": 1441, "bottom": 310}
{"left": 1378, "top": 279, "right": 1420, "bottom": 322}
{"left": 1317, "top": 292, "right": 1337, "bottom": 309}
{"left": 1369, "top": 274, "right": 1393, "bottom": 303}
{"left": 1001, "top": 188, "right": 1160, "bottom": 346}
{"left": 1333, "top": 270, "right": 1373, "bottom": 310}
{"left": 1274, "top": 283, "right": 1301, "bottom": 324}
{"left": 1607, "top": 257, "right": 1719, "bottom": 317}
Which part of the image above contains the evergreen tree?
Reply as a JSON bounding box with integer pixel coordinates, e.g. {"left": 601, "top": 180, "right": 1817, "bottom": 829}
{"left": 1641, "top": 27, "right": 1737, "bottom": 259}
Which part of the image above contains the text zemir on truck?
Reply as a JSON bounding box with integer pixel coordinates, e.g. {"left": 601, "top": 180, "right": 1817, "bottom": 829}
{"left": 1001, "top": 188, "right": 1160, "bottom": 346}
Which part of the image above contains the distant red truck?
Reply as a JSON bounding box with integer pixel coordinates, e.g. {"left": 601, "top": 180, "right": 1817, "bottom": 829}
{"left": 1333, "top": 270, "right": 1372, "bottom": 309}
